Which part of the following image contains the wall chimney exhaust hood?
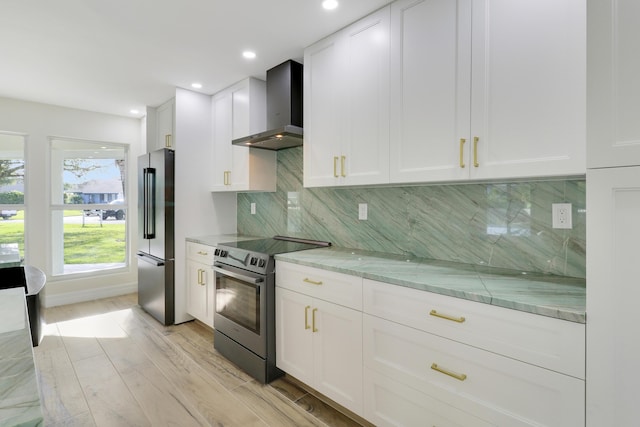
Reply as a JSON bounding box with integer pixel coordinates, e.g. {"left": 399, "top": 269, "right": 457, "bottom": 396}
{"left": 232, "top": 60, "right": 303, "bottom": 150}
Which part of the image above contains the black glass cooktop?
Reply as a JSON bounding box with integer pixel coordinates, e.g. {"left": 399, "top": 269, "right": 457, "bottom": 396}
{"left": 218, "top": 236, "right": 331, "bottom": 256}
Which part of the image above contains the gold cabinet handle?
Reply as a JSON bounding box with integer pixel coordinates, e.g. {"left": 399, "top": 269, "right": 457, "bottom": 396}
{"left": 304, "top": 305, "right": 311, "bottom": 330}
{"left": 312, "top": 308, "right": 318, "bottom": 332}
{"left": 197, "top": 269, "right": 204, "bottom": 285}
{"left": 197, "top": 251, "right": 208, "bottom": 256}
{"left": 223, "top": 171, "right": 231, "bottom": 185}
{"left": 430, "top": 309, "right": 465, "bottom": 323}
{"left": 303, "top": 278, "right": 323, "bottom": 285}
{"left": 459, "top": 138, "right": 466, "bottom": 168}
{"left": 333, "top": 156, "right": 339, "bottom": 178}
{"left": 165, "top": 134, "right": 172, "bottom": 148}
{"left": 431, "top": 363, "right": 467, "bottom": 381}
{"left": 473, "top": 136, "right": 479, "bottom": 167}
{"left": 341, "top": 155, "right": 346, "bottom": 177}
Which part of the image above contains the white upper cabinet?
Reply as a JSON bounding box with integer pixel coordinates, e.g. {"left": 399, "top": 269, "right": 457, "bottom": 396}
{"left": 304, "top": 6, "right": 390, "bottom": 188}
{"left": 389, "top": 0, "right": 586, "bottom": 184}
{"left": 389, "top": 0, "right": 471, "bottom": 183}
{"left": 146, "top": 98, "right": 175, "bottom": 152}
{"left": 468, "top": 0, "right": 586, "bottom": 180}
{"left": 211, "top": 77, "right": 276, "bottom": 192}
{"left": 587, "top": 0, "right": 640, "bottom": 168}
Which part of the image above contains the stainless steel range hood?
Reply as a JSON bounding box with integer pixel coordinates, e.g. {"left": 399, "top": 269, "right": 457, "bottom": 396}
{"left": 232, "top": 60, "right": 303, "bottom": 150}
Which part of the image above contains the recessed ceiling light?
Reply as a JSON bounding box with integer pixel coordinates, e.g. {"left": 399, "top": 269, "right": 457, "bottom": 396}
{"left": 322, "top": 0, "right": 338, "bottom": 10}
{"left": 130, "top": 109, "right": 139, "bottom": 115}
{"left": 243, "top": 51, "right": 256, "bottom": 59}
{"left": 191, "top": 83, "right": 202, "bottom": 89}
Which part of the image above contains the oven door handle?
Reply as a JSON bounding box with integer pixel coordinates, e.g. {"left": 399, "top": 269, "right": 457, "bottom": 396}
{"left": 213, "top": 266, "right": 264, "bottom": 284}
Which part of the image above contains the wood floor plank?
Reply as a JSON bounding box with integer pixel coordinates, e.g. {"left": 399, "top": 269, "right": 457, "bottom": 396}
{"left": 73, "top": 353, "right": 151, "bottom": 426}
{"left": 98, "top": 334, "right": 207, "bottom": 426}
{"left": 46, "top": 411, "right": 96, "bottom": 427}
{"left": 112, "top": 308, "right": 268, "bottom": 426}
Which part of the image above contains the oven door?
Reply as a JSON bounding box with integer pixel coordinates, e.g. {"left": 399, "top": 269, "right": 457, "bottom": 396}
{"left": 213, "top": 262, "right": 267, "bottom": 357}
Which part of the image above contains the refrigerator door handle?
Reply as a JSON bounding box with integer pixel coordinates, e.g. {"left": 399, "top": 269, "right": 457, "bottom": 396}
{"left": 137, "top": 252, "right": 165, "bottom": 266}
{"left": 143, "top": 167, "right": 156, "bottom": 239}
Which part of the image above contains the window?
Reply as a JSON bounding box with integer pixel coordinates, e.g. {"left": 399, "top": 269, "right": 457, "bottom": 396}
{"left": 50, "top": 138, "right": 128, "bottom": 275}
{"left": 0, "top": 132, "right": 25, "bottom": 265}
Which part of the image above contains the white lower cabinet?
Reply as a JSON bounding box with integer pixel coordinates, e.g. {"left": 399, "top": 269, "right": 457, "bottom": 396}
{"left": 275, "top": 262, "right": 363, "bottom": 416}
{"left": 364, "top": 368, "right": 493, "bottom": 427}
{"left": 363, "top": 314, "right": 584, "bottom": 427}
{"left": 185, "top": 242, "right": 215, "bottom": 328}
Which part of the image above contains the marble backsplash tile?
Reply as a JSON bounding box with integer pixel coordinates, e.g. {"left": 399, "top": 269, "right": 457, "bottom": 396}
{"left": 237, "top": 147, "right": 586, "bottom": 278}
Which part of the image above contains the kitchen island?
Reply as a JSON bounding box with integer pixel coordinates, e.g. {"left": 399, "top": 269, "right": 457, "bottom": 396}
{"left": 0, "top": 287, "right": 44, "bottom": 427}
{"left": 275, "top": 246, "right": 585, "bottom": 323}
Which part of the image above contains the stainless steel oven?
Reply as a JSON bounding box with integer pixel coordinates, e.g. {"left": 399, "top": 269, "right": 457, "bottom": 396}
{"left": 213, "top": 236, "right": 330, "bottom": 383}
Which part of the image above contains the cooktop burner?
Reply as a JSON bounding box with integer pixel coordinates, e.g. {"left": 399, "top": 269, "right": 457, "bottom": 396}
{"left": 214, "top": 236, "right": 331, "bottom": 274}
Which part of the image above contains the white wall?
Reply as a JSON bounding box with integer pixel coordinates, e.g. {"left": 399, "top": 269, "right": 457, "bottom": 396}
{"left": 0, "top": 96, "right": 143, "bottom": 306}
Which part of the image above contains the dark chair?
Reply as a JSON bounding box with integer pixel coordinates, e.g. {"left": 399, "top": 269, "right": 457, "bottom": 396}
{"left": 0, "top": 266, "right": 43, "bottom": 346}
{"left": 0, "top": 266, "right": 28, "bottom": 293}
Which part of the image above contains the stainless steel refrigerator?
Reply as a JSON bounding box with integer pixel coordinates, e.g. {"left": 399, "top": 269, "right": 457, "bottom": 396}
{"left": 137, "top": 148, "right": 175, "bottom": 325}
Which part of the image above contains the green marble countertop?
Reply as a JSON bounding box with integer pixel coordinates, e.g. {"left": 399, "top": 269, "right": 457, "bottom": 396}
{"left": 275, "top": 247, "right": 586, "bottom": 324}
{"left": 0, "top": 287, "right": 44, "bottom": 426}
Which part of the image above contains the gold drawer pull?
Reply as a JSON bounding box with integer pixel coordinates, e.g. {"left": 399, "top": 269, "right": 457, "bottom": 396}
{"left": 431, "top": 363, "right": 467, "bottom": 381}
{"left": 333, "top": 156, "right": 339, "bottom": 178}
{"left": 430, "top": 309, "right": 465, "bottom": 323}
{"left": 303, "top": 278, "right": 323, "bottom": 285}
{"left": 459, "top": 138, "right": 466, "bottom": 168}
{"left": 305, "top": 306, "right": 311, "bottom": 330}
{"left": 197, "top": 251, "right": 208, "bottom": 256}
{"left": 341, "top": 155, "right": 346, "bottom": 177}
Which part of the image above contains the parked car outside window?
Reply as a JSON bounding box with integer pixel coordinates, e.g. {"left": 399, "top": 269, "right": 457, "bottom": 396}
{"left": 102, "top": 199, "right": 125, "bottom": 220}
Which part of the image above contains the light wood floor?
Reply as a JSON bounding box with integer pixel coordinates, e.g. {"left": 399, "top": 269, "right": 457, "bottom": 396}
{"left": 33, "top": 293, "right": 366, "bottom": 427}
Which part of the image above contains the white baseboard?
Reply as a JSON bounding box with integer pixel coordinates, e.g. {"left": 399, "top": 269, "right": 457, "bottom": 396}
{"left": 44, "top": 282, "right": 137, "bottom": 308}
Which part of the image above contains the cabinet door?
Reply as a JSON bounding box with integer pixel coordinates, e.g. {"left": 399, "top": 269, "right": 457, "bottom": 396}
{"left": 313, "top": 298, "right": 363, "bottom": 416}
{"left": 469, "top": 0, "right": 586, "bottom": 180}
{"left": 186, "top": 259, "right": 209, "bottom": 326}
{"left": 211, "top": 78, "right": 274, "bottom": 192}
{"left": 586, "top": 167, "right": 640, "bottom": 426}
{"left": 587, "top": 0, "right": 640, "bottom": 168}
{"left": 156, "top": 98, "right": 175, "bottom": 150}
{"left": 303, "top": 34, "right": 345, "bottom": 187}
{"left": 275, "top": 288, "right": 314, "bottom": 385}
{"left": 389, "top": 0, "right": 472, "bottom": 184}
{"left": 340, "top": 6, "right": 390, "bottom": 186}
{"left": 211, "top": 91, "right": 232, "bottom": 189}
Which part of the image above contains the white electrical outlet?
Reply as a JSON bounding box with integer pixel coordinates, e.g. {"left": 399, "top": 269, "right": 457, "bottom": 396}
{"left": 552, "top": 203, "right": 572, "bottom": 229}
{"left": 250, "top": 203, "right": 256, "bottom": 215}
{"left": 358, "top": 203, "right": 368, "bottom": 220}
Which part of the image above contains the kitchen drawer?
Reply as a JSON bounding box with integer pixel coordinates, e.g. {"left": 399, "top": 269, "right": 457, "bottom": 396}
{"left": 276, "top": 261, "right": 362, "bottom": 310}
{"left": 363, "top": 314, "right": 585, "bottom": 427}
{"left": 363, "top": 279, "right": 585, "bottom": 379}
{"left": 364, "top": 368, "right": 494, "bottom": 427}
{"left": 186, "top": 241, "right": 215, "bottom": 265}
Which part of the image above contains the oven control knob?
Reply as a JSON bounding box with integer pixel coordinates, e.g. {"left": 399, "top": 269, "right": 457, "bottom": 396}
{"left": 218, "top": 250, "right": 227, "bottom": 257}
{"left": 258, "top": 259, "right": 266, "bottom": 268}
{"left": 214, "top": 249, "right": 220, "bottom": 256}
{"left": 250, "top": 257, "right": 258, "bottom": 266}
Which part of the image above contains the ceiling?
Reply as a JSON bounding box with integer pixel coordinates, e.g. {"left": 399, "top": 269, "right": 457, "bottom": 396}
{"left": 0, "top": 0, "right": 390, "bottom": 118}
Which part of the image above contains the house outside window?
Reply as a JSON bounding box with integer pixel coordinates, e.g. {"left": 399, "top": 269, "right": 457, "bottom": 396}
{"left": 50, "top": 138, "right": 128, "bottom": 275}
{"left": 0, "top": 132, "right": 25, "bottom": 266}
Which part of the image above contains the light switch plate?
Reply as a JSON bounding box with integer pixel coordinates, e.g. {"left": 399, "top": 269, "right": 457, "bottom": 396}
{"left": 552, "top": 203, "right": 572, "bottom": 229}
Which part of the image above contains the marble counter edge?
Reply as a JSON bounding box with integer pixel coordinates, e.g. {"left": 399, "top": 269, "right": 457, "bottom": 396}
{"left": 275, "top": 248, "right": 586, "bottom": 324}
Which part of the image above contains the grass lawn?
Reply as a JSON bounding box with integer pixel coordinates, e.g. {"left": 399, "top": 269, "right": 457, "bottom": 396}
{"left": 0, "top": 214, "right": 126, "bottom": 264}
